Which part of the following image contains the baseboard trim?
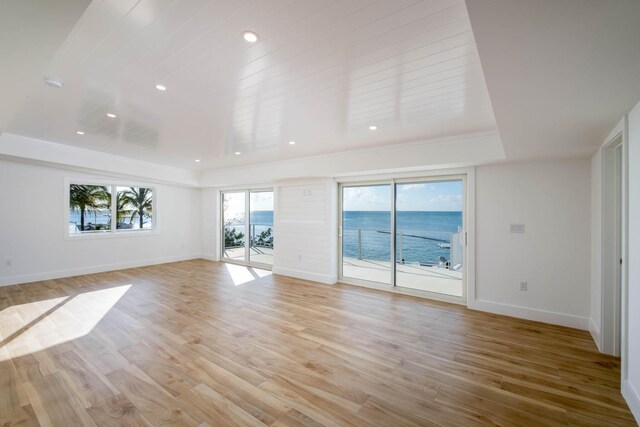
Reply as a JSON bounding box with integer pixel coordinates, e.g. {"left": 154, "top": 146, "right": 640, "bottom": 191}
{"left": 199, "top": 253, "right": 219, "bottom": 262}
{"left": 622, "top": 380, "right": 640, "bottom": 425}
{"left": 0, "top": 254, "right": 203, "bottom": 287}
{"left": 589, "top": 318, "right": 603, "bottom": 351}
{"left": 272, "top": 266, "right": 337, "bottom": 285}
{"left": 468, "top": 299, "right": 589, "bottom": 330}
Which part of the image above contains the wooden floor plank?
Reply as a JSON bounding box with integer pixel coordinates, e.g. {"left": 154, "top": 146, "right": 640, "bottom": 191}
{"left": 23, "top": 372, "right": 97, "bottom": 427}
{"left": 0, "top": 259, "right": 635, "bottom": 426}
{"left": 86, "top": 393, "right": 153, "bottom": 427}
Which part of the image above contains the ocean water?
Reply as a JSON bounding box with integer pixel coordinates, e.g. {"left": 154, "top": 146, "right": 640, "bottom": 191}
{"left": 69, "top": 210, "right": 150, "bottom": 228}
{"left": 343, "top": 211, "right": 462, "bottom": 264}
{"left": 69, "top": 210, "right": 111, "bottom": 226}
{"left": 226, "top": 211, "right": 275, "bottom": 239}
{"left": 228, "top": 210, "right": 462, "bottom": 264}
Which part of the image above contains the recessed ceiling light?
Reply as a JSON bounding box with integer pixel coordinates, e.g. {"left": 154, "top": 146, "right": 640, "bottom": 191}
{"left": 155, "top": 84, "right": 167, "bottom": 91}
{"left": 234, "top": 151, "right": 242, "bottom": 155}
{"left": 369, "top": 125, "right": 378, "bottom": 131}
{"left": 106, "top": 113, "right": 117, "bottom": 118}
{"left": 288, "top": 140, "right": 296, "bottom": 145}
{"left": 43, "top": 77, "right": 63, "bottom": 89}
{"left": 243, "top": 31, "right": 259, "bottom": 43}
{"left": 195, "top": 159, "right": 201, "bottom": 162}
{"left": 76, "top": 131, "right": 85, "bottom": 135}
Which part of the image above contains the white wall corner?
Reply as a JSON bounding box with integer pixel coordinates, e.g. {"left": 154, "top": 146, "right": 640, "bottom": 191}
{"left": 199, "top": 254, "right": 219, "bottom": 262}
{"left": 589, "top": 318, "right": 602, "bottom": 351}
{"left": 468, "top": 299, "right": 589, "bottom": 330}
{"left": 272, "top": 266, "right": 337, "bottom": 285}
{"left": 622, "top": 380, "right": 640, "bottom": 425}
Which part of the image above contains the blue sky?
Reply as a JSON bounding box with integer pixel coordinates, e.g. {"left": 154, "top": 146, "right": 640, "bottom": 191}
{"left": 224, "top": 191, "right": 274, "bottom": 216}
{"left": 343, "top": 180, "right": 463, "bottom": 211}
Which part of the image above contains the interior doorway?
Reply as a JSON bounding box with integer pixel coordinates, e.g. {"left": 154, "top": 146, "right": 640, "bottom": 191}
{"left": 602, "top": 137, "right": 624, "bottom": 356}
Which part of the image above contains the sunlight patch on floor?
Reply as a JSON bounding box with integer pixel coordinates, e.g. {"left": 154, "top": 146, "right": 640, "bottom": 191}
{"left": 224, "top": 263, "right": 272, "bottom": 286}
{"left": 0, "top": 284, "right": 131, "bottom": 362}
{"left": 0, "top": 296, "right": 69, "bottom": 340}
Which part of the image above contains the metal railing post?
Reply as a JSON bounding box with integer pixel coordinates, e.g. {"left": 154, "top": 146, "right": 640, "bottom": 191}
{"left": 398, "top": 231, "right": 403, "bottom": 264}
{"left": 252, "top": 223, "right": 255, "bottom": 243}
{"left": 357, "top": 229, "right": 363, "bottom": 260}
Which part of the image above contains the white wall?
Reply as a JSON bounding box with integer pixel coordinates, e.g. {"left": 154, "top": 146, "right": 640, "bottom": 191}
{"left": 590, "top": 149, "right": 603, "bottom": 346}
{"left": 200, "top": 187, "right": 218, "bottom": 260}
{"left": 625, "top": 99, "right": 640, "bottom": 420}
{"left": 473, "top": 159, "right": 591, "bottom": 329}
{"left": 0, "top": 159, "right": 202, "bottom": 286}
{"left": 272, "top": 179, "right": 338, "bottom": 284}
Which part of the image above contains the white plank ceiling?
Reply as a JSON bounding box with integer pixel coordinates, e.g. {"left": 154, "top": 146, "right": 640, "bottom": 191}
{"left": 6, "top": 0, "right": 497, "bottom": 169}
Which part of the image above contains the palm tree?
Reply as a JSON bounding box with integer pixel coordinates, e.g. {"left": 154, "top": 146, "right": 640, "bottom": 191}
{"left": 115, "top": 191, "right": 131, "bottom": 227}
{"left": 120, "top": 187, "right": 153, "bottom": 230}
{"left": 69, "top": 185, "right": 110, "bottom": 231}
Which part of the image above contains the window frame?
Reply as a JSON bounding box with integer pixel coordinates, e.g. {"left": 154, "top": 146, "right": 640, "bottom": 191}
{"left": 65, "top": 177, "right": 158, "bottom": 240}
{"left": 336, "top": 169, "right": 474, "bottom": 306}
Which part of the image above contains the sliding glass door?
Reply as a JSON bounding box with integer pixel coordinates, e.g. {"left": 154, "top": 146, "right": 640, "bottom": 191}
{"left": 341, "top": 184, "right": 392, "bottom": 285}
{"left": 395, "top": 180, "right": 464, "bottom": 297}
{"left": 249, "top": 191, "right": 274, "bottom": 266}
{"left": 222, "top": 192, "right": 246, "bottom": 262}
{"left": 222, "top": 189, "right": 274, "bottom": 268}
{"left": 339, "top": 177, "right": 465, "bottom": 300}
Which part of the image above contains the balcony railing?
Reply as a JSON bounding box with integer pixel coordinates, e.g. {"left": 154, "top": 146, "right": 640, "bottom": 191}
{"left": 343, "top": 227, "right": 463, "bottom": 270}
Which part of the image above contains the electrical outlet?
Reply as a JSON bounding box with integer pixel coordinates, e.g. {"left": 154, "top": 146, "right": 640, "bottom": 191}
{"left": 5, "top": 260, "right": 11, "bottom": 267}
{"left": 520, "top": 281, "right": 528, "bottom": 291}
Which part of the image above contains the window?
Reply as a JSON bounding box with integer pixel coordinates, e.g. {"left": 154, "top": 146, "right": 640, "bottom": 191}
{"left": 68, "top": 183, "right": 155, "bottom": 236}
{"left": 116, "top": 187, "right": 153, "bottom": 231}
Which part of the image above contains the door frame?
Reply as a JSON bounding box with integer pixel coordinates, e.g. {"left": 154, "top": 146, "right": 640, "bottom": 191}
{"left": 337, "top": 169, "right": 474, "bottom": 305}
{"left": 601, "top": 133, "right": 626, "bottom": 357}
{"left": 220, "top": 188, "right": 274, "bottom": 270}
{"left": 338, "top": 181, "right": 395, "bottom": 290}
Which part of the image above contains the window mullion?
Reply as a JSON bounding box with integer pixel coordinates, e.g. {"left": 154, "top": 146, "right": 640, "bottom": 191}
{"left": 111, "top": 186, "right": 116, "bottom": 233}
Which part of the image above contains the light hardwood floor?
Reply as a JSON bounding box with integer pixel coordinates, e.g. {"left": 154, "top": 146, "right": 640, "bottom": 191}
{"left": 0, "top": 259, "right": 635, "bottom": 426}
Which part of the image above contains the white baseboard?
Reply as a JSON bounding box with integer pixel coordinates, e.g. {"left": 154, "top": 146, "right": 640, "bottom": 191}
{"left": 622, "top": 380, "right": 640, "bottom": 425}
{"left": 0, "top": 254, "right": 203, "bottom": 287}
{"left": 589, "top": 318, "right": 603, "bottom": 351}
{"left": 272, "top": 266, "right": 337, "bottom": 285}
{"left": 468, "top": 299, "right": 589, "bottom": 330}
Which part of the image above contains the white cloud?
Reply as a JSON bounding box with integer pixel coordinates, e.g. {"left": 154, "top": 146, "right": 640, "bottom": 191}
{"left": 343, "top": 186, "right": 391, "bottom": 211}
{"left": 398, "top": 183, "right": 426, "bottom": 191}
{"left": 250, "top": 191, "right": 274, "bottom": 211}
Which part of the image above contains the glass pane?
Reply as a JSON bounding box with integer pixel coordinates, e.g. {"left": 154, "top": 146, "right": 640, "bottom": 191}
{"left": 69, "top": 184, "right": 112, "bottom": 234}
{"left": 342, "top": 185, "right": 392, "bottom": 285}
{"left": 395, "top": 180, "right": 463, "bottom": 296}
{"left": 223, "top": 192, "right": 246, "bottom": 262}
{"left": 249, "top": 191, "right": 274, "bottom": 266}
{"left": 116, "top": 187, "right": 153, "bottom": 231}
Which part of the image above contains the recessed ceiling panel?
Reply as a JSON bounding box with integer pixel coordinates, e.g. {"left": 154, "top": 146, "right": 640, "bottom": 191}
{"left": 7, "top": 0, "right": 497, "bottom": 169}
